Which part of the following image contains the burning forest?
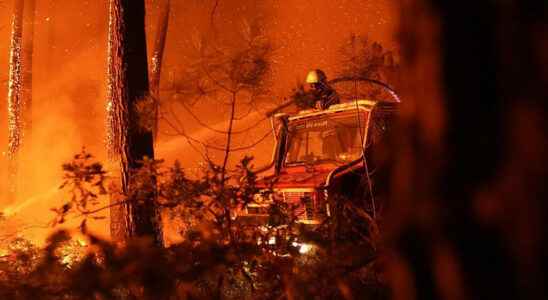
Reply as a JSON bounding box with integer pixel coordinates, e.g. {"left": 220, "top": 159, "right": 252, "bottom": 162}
{"left": 1, "top": 0, "right": 547, "bottom": 299}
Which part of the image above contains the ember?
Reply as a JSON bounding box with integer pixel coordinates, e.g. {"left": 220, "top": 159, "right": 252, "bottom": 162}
{"left": 1, "top": 0, "right": 547, "bottom": 299}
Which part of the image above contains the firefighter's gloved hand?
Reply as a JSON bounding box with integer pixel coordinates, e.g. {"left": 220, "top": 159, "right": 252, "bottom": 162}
{"left": 315, "top": 101, "right": 323, "bottom": 110}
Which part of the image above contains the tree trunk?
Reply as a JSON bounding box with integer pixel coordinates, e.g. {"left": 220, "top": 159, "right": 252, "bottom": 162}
{"left": 6, "top": 0, "right": 25, "bottom": 203}
{"left": 150, "top": 0, "right": 171, "bottom": 140}
{"left": 107, "top": 0, "right": 163, "bottom": 246}
{"left": 221, "top": 93, "right": 236, "bottom": 183}
{"left": 389, "top": 1, "right": 548, "bottom": 299}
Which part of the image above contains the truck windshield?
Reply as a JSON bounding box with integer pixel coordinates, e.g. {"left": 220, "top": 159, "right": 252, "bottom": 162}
{"left": 285, "top": 113, "right": 368, "bottom": 166}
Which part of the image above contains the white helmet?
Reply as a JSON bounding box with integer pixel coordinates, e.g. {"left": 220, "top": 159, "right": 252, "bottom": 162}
{"left": 305, "top": 69, "right": 327, "bottom": 84}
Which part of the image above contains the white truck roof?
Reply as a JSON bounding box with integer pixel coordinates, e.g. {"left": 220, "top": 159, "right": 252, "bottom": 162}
{"left": 287, "top": 99, "right": 379, "bottom": 122}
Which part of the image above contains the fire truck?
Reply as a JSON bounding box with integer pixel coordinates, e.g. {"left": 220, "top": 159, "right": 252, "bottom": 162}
{"left": 240, "top": 77, "right": 400, "bottom": 225}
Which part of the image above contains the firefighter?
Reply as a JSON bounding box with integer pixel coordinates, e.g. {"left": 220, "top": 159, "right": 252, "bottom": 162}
{"left": 305, "top": 69, "right": 340, "bottom": 109}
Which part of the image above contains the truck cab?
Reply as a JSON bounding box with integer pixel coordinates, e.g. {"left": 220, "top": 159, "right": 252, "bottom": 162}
{"left": 242, "top": 98, "right": 398, "bottom": 225}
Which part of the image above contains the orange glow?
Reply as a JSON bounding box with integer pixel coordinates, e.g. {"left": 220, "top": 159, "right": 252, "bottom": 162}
{"left": 0, "top": 1, "right": 398, "bottom": 245}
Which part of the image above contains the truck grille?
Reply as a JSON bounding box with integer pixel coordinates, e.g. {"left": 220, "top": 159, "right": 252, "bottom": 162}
{"left": 282, "top": 191, "right": 314, "bottom": 220}
{"left": 243, "top": 190, "right": 326, "bottom": 224}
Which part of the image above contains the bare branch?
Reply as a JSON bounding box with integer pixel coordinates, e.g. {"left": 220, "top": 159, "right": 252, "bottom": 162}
{"left": 173, "top": 99, "right": 268, "bottom": 135}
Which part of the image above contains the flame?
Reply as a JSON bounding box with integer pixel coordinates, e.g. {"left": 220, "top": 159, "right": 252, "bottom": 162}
{"left": 76, "top": 238, "right": 87, "bottom": 247}
{"left": 57, "top": 236, "right": 89, "bottom": 268}
{"left": 292, "top": 241, "right": 314, "bottom": 254}
{"left": 60, "top": 254, "right": 72, "bottom": 265}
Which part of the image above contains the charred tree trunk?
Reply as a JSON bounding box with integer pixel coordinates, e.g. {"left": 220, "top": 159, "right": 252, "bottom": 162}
{"left": 389, "top": 1, "right": 548, "bottom": 299}
{"left": 150, "top": 0, "right": 170, "bottom": 140}
{"left": 6, "top": 0, "right": 25, "bottom": 203}
{"left": 107, "top": 0, "right": 163, "bottom": 246}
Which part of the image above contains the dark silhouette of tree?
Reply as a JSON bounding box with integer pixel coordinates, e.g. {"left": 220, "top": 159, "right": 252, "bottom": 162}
{"left": 336, "top": 34, "right": 400, "bottom": 101}
{"left": 163, "top": 19, "right": 273, "bottom": 176}
{"left": 106, "top": 0, "right": 162, "bottom": 246}
{"left": 8, "top": 149, "right": 381, "bottom": 299}
{"left": 338, "top": 34, "right": 399, "bottom": 86}
{"left": 388, "top": 1, "right": 548, "bottom": 300}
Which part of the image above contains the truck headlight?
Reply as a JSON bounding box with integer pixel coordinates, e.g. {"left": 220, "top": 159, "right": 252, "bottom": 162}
{"left": 253, "top": 193, "right": 264, "bottom": 202}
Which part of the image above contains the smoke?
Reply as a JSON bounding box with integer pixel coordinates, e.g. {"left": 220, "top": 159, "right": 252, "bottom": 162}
{"left": 0, "top": 0, "right": 108, "bottom": 243}
{"left": 0, "top": 0, "right": 398, "bottom": 244}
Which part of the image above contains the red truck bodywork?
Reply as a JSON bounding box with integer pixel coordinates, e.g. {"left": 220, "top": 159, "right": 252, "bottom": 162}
{"left": 241, "top": 99, "right": 398, "bottom": 225}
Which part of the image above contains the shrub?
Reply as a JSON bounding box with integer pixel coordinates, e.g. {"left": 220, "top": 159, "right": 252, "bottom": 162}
{"left": 0, "top": 150, "right": 387, "bottom": 299}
